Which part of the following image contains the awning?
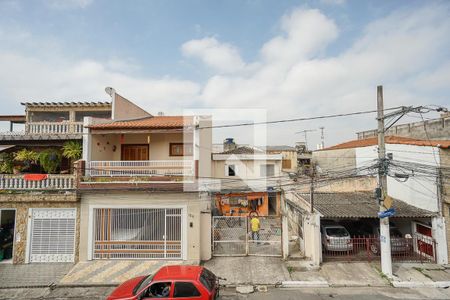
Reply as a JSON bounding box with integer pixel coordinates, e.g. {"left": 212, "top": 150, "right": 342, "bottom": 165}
{"left": 0, "top": 145, "right": 15, "bottom": 152}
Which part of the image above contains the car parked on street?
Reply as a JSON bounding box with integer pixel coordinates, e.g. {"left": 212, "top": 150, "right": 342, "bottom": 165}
{"left": 321, "top": 224, "right": 353, "bottom": 252}
{"left": 107, "top": 265, "right": 219, "bottom": 300}
{"left": 368, "top": 226, "right": 412, "bottom": 254}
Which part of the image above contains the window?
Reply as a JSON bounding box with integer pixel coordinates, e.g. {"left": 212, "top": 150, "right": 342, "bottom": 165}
{"left": 199, "top": 268, "right": 216, "bottom": 292}
{"left": 170, "top": 143, "right": 193, "bottom": 156}
{"left": 260, "top": 164, "right": 275, "bottom": 177}
{"left": 148, "top": 282, "right": 172, "bottom": 298}
{"left": 226, "top": 164, "right": 236, "bottom": 176}
{"left": 174, "top": 282, "right": 200, "bottom": 298}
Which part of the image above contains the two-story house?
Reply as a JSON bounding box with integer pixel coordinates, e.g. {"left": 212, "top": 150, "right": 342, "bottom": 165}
{"left": 0, "top": 101, "right": 111, "bottom": 263}
{"left": 76, "top": 89, "right": 212, "bottom": 263}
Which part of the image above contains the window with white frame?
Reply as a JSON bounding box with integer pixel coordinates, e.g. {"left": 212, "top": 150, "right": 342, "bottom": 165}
{"left": 260, "top": 164, "right": 275, "bottom": 177}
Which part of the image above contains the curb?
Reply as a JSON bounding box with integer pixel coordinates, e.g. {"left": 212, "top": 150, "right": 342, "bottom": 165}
{"left": 280, "top": 281, "right": 330, "bottom": 288}
{"left": 391, "top": 281, "right": 450, "bottom": 288}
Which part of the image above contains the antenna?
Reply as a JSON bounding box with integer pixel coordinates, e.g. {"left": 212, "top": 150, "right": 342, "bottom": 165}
{"left": 105, "top": 87, "right": 116, "bottom": 97}
{"left": 319, "top": 126, "right": 325, "bottom": 149}
{"left": 295, "top": 129, "right": 316, "bottom": 150}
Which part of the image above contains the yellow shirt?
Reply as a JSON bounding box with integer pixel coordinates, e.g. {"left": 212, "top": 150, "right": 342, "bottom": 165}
{"left": 250, "top": 217, "right": 260, "bottom": 232}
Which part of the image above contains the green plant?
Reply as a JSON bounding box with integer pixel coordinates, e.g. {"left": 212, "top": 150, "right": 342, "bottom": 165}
{"left": 0, "top": 153, "right": 14, "bottom": 174}
{"left": 38, "top": 149, "right": 62, "bottom": 174}
{"left": 14, "top": 149, "right": 38, "bottom": 163}
{"left": 62, "top": 141, "right": 82, "bottom": 160}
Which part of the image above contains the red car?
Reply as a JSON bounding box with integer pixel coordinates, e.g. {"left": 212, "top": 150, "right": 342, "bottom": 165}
{"left": 107, "top": 265, "right": 219, "bottom": 300}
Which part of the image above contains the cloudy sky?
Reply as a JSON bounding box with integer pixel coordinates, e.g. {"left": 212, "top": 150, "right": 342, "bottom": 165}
{"left": 0, "top": 0, "right": 449, "bottom": 148}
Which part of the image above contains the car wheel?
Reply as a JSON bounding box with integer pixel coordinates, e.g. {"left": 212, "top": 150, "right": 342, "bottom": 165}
{"left": 370, "top": 243, "right": 379, "bottom": 254}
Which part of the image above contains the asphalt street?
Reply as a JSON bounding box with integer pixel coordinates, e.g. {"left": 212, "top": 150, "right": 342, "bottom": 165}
{"left": 2, "top": 286, "right": 450, "bottom": 300}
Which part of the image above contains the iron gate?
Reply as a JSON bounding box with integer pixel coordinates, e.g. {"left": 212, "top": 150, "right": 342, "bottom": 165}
{"left": 212, "top": 216, "right": 282, "bottom": 257}
{"left": 93, "top": 208, "right": 182, "bottom": 259}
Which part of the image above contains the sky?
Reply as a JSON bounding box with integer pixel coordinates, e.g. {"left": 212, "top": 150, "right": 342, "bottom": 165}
{"left": 0, "top": 0, "right": 449, "bottom": 148}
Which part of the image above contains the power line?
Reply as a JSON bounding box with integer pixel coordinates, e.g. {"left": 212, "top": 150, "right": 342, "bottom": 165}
{"left": 198, "top": 106, "right": 406, "bottom": 130}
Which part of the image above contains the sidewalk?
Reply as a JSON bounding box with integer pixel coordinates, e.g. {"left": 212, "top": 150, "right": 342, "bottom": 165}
{"left": 391, "top": 263, "right": 450, "bottom": 288}
{"left": 0, "top": 263, "right": 73, "bottom": 288}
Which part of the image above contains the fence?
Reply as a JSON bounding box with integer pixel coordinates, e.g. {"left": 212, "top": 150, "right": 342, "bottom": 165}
{"left": 323, "top": 235, "right": 436, "bottom": 263}
{"left": 212, "top": 216, "right": 282, "bottom": 257}
{"left": 0, "top": 175, "right": 76, "bottom": 190}
{"left": 88, "top": 160, "right": 194, "bottom": 177}
{"left": 26, "top": 122, "right": 84, "bottom": 134}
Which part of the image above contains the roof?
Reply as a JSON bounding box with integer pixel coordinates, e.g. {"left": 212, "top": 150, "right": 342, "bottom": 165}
{"left": 87, "top": 116, "right": 194, "bottom": 130}
{"left": 20, "top": 101, "right": 111, "bottom": 107}
{"left": 219, "top": 146, "right": 264, "bottom": 155}
{"left": 322, "top": 136, "right": 450, "bottom": 151}
{"left": 264, "top": 145, "right": 296, "bottom": 152}
{"left": 0, "top": 115, "right": 26, "bottom": 123}
{"left": 298, "top": 192, "right": 436, "bottom": 218}
{"left": 153, "top": 265, "right": 202, "bottom": 281}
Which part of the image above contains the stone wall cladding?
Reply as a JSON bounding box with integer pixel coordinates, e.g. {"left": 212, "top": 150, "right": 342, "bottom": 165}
{"left": 0, "top": 192, "right": 80, "bottom": 264}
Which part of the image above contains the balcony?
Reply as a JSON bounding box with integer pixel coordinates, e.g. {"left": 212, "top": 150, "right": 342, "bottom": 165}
{"left": 88, "top": 160, "right": 194, "bottom": 177}
{"left": 0, "top": 174, "right": 76, "bottom": 190}
{"left": 26, "top": 122, "right": 84, "bottom": 135}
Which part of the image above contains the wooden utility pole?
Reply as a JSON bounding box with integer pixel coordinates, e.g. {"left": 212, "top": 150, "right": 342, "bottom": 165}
{"left": 377, "top": 85, "right": 393, "bottom": 277}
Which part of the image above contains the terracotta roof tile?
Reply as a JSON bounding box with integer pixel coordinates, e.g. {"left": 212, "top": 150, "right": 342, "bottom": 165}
{"left": 88, "top": 116, "right": 193, "bottom": 130}
{"left": 322, "top": 136, "right": 450, "bottom": 151}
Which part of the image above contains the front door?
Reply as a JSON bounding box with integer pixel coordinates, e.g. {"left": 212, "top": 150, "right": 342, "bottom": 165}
{"left": 121, "top": 145, "right": 149, "bottom": 161}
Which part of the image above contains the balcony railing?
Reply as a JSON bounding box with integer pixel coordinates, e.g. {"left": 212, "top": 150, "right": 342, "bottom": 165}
{"left": 88, "top": 160, "right": 195, "bottom": 177}
{"left": 0, "top": 174, "right": 76, "bottom": 190}
{"left": 26, "top": 122, "right": 84, "bottom": 135}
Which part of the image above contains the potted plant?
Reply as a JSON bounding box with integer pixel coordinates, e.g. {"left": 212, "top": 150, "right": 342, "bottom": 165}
{"left": 0, "top": 153, "right": 14, "bottom": 174}
{"left": 13, "top": 149, "right": 38, "bottom": 173}
{"left": 62, "top": 141, "right": 82, "bottom": 173}
{"left": 38, "top": 149, "right": 62, "bottom": 174}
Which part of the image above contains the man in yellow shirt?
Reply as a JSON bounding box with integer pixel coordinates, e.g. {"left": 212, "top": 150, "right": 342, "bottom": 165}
{"left": 250, "top": 216, "right": 260, "bottom": 244}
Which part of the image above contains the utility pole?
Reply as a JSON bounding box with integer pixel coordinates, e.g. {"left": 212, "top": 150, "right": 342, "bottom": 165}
{"left": 309, "top": 166, "right": 315, "bottom": 213}
{"left": 377, "top": 85, "right": 392, "bottom": 278}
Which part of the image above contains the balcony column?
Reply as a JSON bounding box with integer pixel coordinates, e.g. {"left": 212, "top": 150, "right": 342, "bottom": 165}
{"left": 69, "top": 110, "right": 76, "bottom": 133}
{"left": 82, "top": 117, "right": 92, "bottom": 176}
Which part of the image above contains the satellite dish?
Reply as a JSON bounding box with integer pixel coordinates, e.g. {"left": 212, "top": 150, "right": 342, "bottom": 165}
{"left": 105, "top": 87, "right": 115, "bottom": 96}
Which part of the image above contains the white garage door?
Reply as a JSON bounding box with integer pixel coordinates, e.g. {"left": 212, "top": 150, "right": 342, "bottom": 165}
{"left": 29, "top": 208, "right": 76, "bottom": 263}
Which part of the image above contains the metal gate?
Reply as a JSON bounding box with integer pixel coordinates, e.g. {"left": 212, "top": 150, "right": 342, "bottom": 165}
{"left": 93, "top": 208, "right": 183, "bottom": 259}
{"left": 29, "top": 208, "right": 76, "bottom": 263}
{"left": 212, "top": 216, "right": 282, "bottom": 257}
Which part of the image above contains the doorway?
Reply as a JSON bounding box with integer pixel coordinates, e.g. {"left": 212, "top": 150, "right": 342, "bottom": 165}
{"left": 121, "top": 144, "right": 149, "bottom": 161}
{"left": 0, "top": 209, "right": 16, "bottom": 263}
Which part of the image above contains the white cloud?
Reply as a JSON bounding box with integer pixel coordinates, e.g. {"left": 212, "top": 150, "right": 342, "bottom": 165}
{"left": 319, "top": 0, "right": 346, "bottom": 5}
{"left": 181, "top": 37, "right": 246, "bottom": 73}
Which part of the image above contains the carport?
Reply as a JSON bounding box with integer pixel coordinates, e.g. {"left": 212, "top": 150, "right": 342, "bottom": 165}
{"left": 296, "top": 192, "right": 439, "bottom": 263}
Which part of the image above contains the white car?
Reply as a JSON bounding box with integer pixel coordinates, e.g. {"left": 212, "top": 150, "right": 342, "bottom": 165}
{"left": 321, "top": 225, "right": 353, "bottom": 252}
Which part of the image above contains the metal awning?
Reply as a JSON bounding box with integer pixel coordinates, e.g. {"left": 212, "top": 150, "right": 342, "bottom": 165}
{"left": 0, "top": 145, "right": 15, "bottom": 152}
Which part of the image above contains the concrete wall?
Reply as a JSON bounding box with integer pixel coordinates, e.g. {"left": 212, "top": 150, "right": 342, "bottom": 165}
{"left": 0, "top": 193, "right": 79, "bottom": 264}
{"left": 312, "top": 148, "right": 356, "bottom": 173}
{"left": 355, "top": 144, "right": 440, "bottom": 212}
{"left": 267, "top": 150, "right": 297, "bottom": 171}
{"left": 439, "top": 148, "right": 450, "bottom": 261}
{"left": 113, "top": 93, "right": 151, "bottom": 120}
{"left": 212, "top": 158, "right": 282, "bottom": 179}
{"left": 90, "top": 132, "right": 193, "bottom": 161}
{"left": 78, "top": 192, "right": 208, "bottom": 262}
{"left": 357, "top": 114, "right": 450, "bottom": 140}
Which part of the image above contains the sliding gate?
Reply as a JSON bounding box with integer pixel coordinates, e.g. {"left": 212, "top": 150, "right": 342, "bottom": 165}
{"left": 93, "top": 208, "right": 183, "bottom": 259}
{"left": 212, "top": 216, "right": 282, "bottom": 257}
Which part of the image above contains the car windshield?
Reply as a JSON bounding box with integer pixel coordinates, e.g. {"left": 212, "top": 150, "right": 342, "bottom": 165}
{"left": 133, "top": 274, "right": 154, "bottom": 295}
{"left": 199, "top": 268, "right": 216, "bottom": 292}
{"left": 326, "top": 227, "right": 349, "bottom": 237}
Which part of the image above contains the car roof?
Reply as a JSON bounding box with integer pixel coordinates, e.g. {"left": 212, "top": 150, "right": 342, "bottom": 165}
{"left": 153, "top": 265, "right": 203, "bottom": 281}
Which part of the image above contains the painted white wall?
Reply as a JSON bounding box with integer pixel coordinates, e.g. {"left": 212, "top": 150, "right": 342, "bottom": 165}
{"left": 355, "top": 144, "right": 440, "bottom": 212}
{"left": 432, "top": 216, "right": 448, "bottom": 264}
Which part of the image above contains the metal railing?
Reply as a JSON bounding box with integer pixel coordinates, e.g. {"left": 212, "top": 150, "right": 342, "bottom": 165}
{"left": 323, "top": 235, "right": 436, "bottom": 263}
{"left": 88, "top": 160, "right": 195, "bottom": 177}
{"left": 0, "top": 174, "right": 76, "bottom": 190}
{"left": 26, "top": 122, "right": 84, "bottom": 134}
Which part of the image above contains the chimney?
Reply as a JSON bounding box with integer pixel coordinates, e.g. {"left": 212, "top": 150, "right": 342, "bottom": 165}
{"left": 223, "top": 138, "right": 236, "bottom": 152}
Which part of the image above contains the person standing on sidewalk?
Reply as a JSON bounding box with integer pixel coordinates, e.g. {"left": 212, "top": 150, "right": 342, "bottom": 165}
{"left": 250, "top": 216, "right": 260, "bottom": 244}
